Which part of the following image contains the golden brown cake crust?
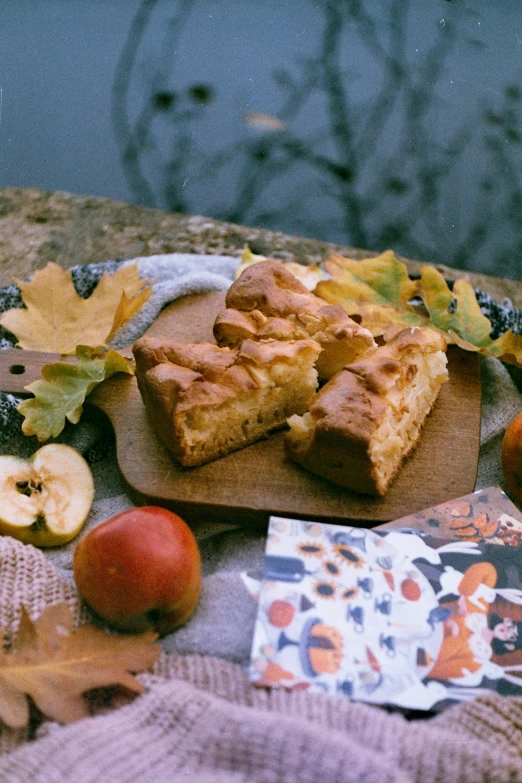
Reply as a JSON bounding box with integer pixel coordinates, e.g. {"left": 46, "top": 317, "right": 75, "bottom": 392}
{"left": 133, "top": 335, "right": 321, "bottom": 467}
{"left": 133, "top": 335, "right": 321, "bottom": 412}
{"left": 224, "top": 258, "right": 321, "bottom": 317}
{"left": 220, "top": 258, "right": 361, "bottom": 326}
{"left": 285, "top": 327, "right": 448, "bottom": 496}
{"left": 214, "top": 260, "right": 376, "bottom": 380}
{"left": 316, "top": 327, "right": 447, "bottom": 414}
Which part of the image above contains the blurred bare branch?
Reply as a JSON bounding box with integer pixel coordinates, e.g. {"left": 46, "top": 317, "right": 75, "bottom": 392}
{"left": 111, "top": 0, "right": 522, "bottom": 278}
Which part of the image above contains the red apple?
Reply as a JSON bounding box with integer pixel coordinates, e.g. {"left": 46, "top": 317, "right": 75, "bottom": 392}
{"left": 502, "top": 412, "right": 522, "bottom": 508}
{"left": 73, "top": 506, "right": 201, "bottom": 636}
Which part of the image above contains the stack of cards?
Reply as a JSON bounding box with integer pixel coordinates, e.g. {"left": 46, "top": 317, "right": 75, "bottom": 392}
{"left": 381, "top": 485, "right": 522, "bottom": 545}
{"left": 248, "top": 487, "right": 522, "bottom": 711}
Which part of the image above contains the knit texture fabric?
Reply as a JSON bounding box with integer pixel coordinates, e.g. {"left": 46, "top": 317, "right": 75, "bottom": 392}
{"left": 0, "top": 536, "right": 522, "bottom": 783}
{"left": 0, "top": 253, "right": 521, "bottom": 782}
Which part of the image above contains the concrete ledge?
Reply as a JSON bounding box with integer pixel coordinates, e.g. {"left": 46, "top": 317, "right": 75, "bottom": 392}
{"left": 1, "top": 187, "right": 521, "bottom": 306}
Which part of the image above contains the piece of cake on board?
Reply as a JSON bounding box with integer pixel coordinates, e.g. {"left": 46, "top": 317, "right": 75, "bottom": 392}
{"left": 133, "top": 336, "right": 321, "bottom": 467}
{"left": 285, "top": 327, "right": 448, "bottom": 496}
{"left": 213, "top": 259, "right": 376, "bottom": 381}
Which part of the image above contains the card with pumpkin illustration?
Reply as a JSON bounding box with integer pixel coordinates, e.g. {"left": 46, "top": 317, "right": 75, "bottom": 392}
{"left": 249, "top": 516, "right": 522, "bottom": 711}
{"left": 379, "top": 485, "right": 522, "bottom": 545}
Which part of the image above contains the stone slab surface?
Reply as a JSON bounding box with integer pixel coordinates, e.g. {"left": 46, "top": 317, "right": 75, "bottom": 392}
{"left": 0, "top": 187, "right": 521, "bottom": 305}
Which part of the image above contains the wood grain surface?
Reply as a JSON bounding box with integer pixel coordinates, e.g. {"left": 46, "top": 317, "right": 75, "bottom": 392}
{"left": 0, "top": 291, "right": 482, "bottom": 527}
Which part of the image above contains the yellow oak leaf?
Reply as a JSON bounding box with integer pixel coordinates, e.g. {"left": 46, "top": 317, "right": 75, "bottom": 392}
{"left": 447, "top": 324, "right": 522, "bottom": 366}
{"left": 0, "top": 603, "right": 160, "bottom": 728}
{"left": 316, "top": 250, "right": 426, "bottom": 338}
{"left": 314, "top": 251, "right": 522, "bottom": 369}
{"left": 419, "top": 266, "right": 522, "bottom": 365}
{"left": 0, "top": 262, "right": 152, "bottom": 354}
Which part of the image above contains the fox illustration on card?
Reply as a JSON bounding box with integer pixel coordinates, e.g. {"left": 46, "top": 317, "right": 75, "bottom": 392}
{"left": 249, "top": 515, "right": 522, "bottom": 711}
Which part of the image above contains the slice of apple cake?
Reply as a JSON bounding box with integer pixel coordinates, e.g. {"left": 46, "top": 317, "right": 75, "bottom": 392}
{"left": 285, "top": 327, "right": 448, "bottom": 496}
{"left": 133, "top": 336, "right": 321, "bottom": 467}
{"left": 213, "top": 259, "right": 376, "bottom": 381}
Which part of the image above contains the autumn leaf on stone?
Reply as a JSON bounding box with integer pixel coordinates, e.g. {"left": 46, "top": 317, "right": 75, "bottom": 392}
{"left": 17, "top": 346, "right": 134, "bottom": 441}
{"left": 0, "top": 603, "right": 160, "bottom": 729}
{"left": 316, "top": 250, "right": 427, "bottom": 339}
{"left": 0, "top": 262, "right": 152, "bottom": 354}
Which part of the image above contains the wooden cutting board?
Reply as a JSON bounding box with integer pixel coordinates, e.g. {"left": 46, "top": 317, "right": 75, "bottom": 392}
{"left": 0, "top": 291, "right": 482, "bottom": 527}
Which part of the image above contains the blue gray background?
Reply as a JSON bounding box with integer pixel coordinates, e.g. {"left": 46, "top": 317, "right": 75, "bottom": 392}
{"left": 1, "top": 1, "right": 522, "bottom": 278}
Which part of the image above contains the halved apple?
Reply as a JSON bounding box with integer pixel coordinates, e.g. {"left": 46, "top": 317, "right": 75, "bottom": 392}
{"left": 0, "top": 444, "right": 94, "bottom": 547}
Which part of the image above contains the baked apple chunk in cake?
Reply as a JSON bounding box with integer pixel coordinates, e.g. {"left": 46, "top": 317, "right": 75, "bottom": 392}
{"left": 213, "top": 259, "right": 376, "bottom": 381}
{"left": 285, "top": 327, "right": 448, "bottom": 496}
{"left": 133, "top": 336, "right": 321, "bottom": 467}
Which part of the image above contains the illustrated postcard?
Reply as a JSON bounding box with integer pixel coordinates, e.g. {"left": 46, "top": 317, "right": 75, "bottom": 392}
{"left": 379, "top": 485, "right": 522, "bottom": 545}
{"left": 249, "top": 516, "right": 522, "bottom": 711}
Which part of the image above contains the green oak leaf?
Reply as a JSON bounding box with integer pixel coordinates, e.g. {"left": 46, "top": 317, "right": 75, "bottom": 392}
{"left": 419, "top": 266, "right": 522, "bottom": 366}
{"left": 17, "top": 346, "right": 133, "bottom": 441}
{"left": 419, "top": 266, "right": 493, "bottom": 346}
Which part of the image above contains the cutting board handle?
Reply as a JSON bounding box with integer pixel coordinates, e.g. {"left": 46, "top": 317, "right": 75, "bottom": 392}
{"left": 0, "top": 350, "right": 76, "bottom": 393}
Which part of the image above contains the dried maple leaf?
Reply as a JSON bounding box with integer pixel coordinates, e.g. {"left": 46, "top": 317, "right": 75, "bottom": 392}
{"left": 316, "top": 250, "right": 426, "bottom": 338}
{"left": 17, "top": 346, "right": 134, "bottom": 441}
{"left": 0, "top": 262, "right": 152, "bottom": 354}
{"left": 0, "top": 603, "right": 160, "bottom": 728}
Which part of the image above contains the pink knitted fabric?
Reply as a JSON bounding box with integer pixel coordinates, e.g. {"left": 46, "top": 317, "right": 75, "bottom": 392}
{"left": 0, "top": 536, "right": 522, "bottom": 782}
